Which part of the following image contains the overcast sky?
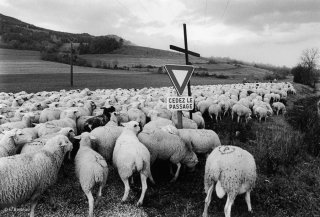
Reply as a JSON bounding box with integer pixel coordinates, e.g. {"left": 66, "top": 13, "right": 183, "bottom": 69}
{"left": 1, "top": 0, "right": 320, "bottom": 67}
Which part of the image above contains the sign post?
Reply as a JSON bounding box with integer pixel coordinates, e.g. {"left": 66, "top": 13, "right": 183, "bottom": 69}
{"left": 164, "top": 64, "right": 195, "bottom": 129}
{"left": 169, "top": 23, "right": 200, "bottom": 120}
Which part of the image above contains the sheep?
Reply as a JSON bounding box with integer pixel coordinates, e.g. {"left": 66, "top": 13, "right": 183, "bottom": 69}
{"left": 254, "top": 106, "right": 269, "bottom": 122}
{"left": 127, "top": 106, "right": 147, "bottom": 128}
{"left": 182, "top": 111, "right": 205, "bottom": 129}
{"left": 203, "top": 145, "right": 257, "bottom": 217}
{"left": 76, "top": 100, "right": 97, "bottom": 116}
{"left": 90, "top": 124, "right": 124, "bottom": 162}
{"left": 36, "top": 122, "right": 62, "bottom": 138}
{"left": 231, "top": 104, "right": 252, "bottom": 124}
{"left": 74, "top": 132, "right": 108, "bottom": 217}
{"left": 45, "top": 109, "right": 80, "bottom": 135}
{"left": 20, "top": 127, "right": 75, "bottom": 154}
{"left": 208, "top": 103, "right": 222, "bottom": 122}
{"left": 138, "top": 127, "right": 198, "bottom": 182}
{"left": 143, "top": 115, "right": 175, "bottom": 132}
{"left": 113, "top": 121, "right": 155, "bottom": 206}
{"left": 82, "top": 106, "right": 116, "bottom": 133}
{"left": 176, "top": 129, "right": 221, "bottom": 154}
{"left": 0, "top": 112, "right": 35, "bottom": 132}
{"left": 272, "top": 102, "right": 286, "bottom": 115}
{"left": 0, "top": 115, "right": 9, "bottom": 125}
{"left": 39, "top": 108, "right": 62, "bottom": 123}
{"left": 0, "top": 135, "right": 73, "bottom": 217}
{"left": 0, "top": 129, "right": 33, "bottom": 157}
{"left": 171, "top": 111, "right": 198, "bottom": 129}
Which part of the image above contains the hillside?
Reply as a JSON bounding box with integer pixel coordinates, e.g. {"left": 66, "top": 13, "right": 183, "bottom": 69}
{"left": 0, "top": 13, "right": 132, "bottom": 51}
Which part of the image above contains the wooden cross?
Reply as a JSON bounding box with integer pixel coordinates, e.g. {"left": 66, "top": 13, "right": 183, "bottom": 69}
{"left": 170, "top": 23, "right": 200, "bottom": 120}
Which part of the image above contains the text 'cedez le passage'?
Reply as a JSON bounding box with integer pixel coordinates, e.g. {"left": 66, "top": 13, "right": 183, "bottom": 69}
{"left": 167, "top": 96, "right": 194, "bottom": 111}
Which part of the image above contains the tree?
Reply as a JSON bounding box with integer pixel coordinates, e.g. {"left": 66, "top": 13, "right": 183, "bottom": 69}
{"left": 301, "top": 48, "right": 320, "bottom": 69}
{"left": 292, "top": 48, "right": 320, "bottom": 87}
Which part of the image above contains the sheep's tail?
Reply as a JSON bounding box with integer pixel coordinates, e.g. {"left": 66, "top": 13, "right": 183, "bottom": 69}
{"left": 94, "top": 155, "right": 108, "bottom": 183}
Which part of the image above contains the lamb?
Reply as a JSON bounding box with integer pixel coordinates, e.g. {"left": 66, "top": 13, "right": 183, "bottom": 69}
{"left": 176, "top": 129, "right": 221, "bottom": 154}
{"left": 127, "top": 106, "right": 147, "bottom": 128}
{"left": 113, "top": 121, "right": 155, "bottom": 206}
{"left": 0, "top": 135, "right": 73, "bottom": 217}
{"left": 138, "top": 127, "right": 198, "bottom": 182}
{"left": 0, "top": 129, "right": 33, "bottom": 157}
{"left": 74, "top": 132, "right": 108, "bottom": 217}
{"left": 0, "top": 112, "right": 35, "bottom": 132}
{"left": 20, "top": 127, "right": 75, "bottom": 154}
{"left": 272, "top": 102, "right": 286, "bottom": 115}
{"left": 203, "top": 145, "right": 257, "bottom": 217}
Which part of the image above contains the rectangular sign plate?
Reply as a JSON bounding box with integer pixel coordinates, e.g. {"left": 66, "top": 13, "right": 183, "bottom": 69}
{"left": 167, "top": 96, "right": 194, "bottom": 111}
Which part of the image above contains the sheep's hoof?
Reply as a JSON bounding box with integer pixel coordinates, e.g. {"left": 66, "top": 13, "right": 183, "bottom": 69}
{"left": 170, "top": 177, "right": 177, "bottom": 183}
{"left": 136, "top": 201, "right": 143, "bottom": 206}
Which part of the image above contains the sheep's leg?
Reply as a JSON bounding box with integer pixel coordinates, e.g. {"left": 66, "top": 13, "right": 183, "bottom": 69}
{"left": 137, "top": 173, "right": 148, "bottom": 206}
{"left": 237, "top": 116, "right": 240, "bottom": 123}
{"left": 224, "top": 194, "right": 235, "bottom": 217}
{"left": 121, "top": 178, "right": 130, "bottom": 202}
{"left": 245, "top": 191, "right": 252, "bottom": 212}
{"left": 170, "top": 163, "right": 181, "bottom": 183}
{"left": 29, "top": 192, "right": 40, "bottom": 217}
{"left": 130, "top": 176, "right": 134, "bottom": 185}
{"left": 95, "top": 183, "right": 105, "bottom": 207}
{"left": 202, "top": 184, "right": 214, "bottom": 217}
{"left": 85, "top": 191, "right": 94, "bottom": 217}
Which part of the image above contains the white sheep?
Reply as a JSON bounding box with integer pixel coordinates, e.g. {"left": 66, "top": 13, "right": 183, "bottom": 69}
{"left": 113, "top": 121, "right": 155, "bottom": 206}
{"left": 90, "top": 124, "right": 124, "bottom": 162}
{"left": 231, "top": 104, "right": 252, "bottom": 124}
{"left": 182, "top": 111, "right": 205, "bottom": 129}
{"left": 39, "top": 108, "right": 62, "bottom": 123}
{"left": 254, "top": 106, "right": 269, "bottom": 122}
{"left": 177, "top": 129, "right": 221, "bottom": 154}
{"left": 0, "top": 115, "right": 9, "bottom": 125}
{"left": 272, "top": 102, "right": 286, "bottom": 115}
{"left": 0, "top": 135, "right": 73, "bottom": 217}
{"left": 208, "top": 103, "right": 222, "bottom": 122}
{"left": 45, "top": 109, "right": 80, "bottom": 135}
{"left": 0, "top": 112, "right": 35, "bottom": 132}
{"left": 203, "top": 145, "right": 257, "bottom": 217}
{"left": 20, "top": 127, "right": 75, "bottom": 154}
{"left": 0, "top": 129, "right": 33, "bottom": 157}
{"left": 74, "top": 132, "right": 108, "bottom": 217}
{"left": 138, "top": 127, "right": 198, "bottom": 182}
{"left": 171, "top": 111, "right": 198, "bottom": 129}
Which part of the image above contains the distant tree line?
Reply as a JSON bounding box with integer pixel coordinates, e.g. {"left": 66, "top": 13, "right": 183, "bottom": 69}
{"left": 78, "top": 37, "right": 123, "bottom": 54}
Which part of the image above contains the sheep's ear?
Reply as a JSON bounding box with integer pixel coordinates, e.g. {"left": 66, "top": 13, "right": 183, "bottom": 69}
{"left": 120, "top": 122, "right": 127, "bottom": 127}
{"left": 89, "top": 135, "right": 96, "bottom": 140}
{"left": 74, "top": 135, "right": 81, "bottom": 140}
{"left": 32, "top": 123, "right": 38, "bottom": 127}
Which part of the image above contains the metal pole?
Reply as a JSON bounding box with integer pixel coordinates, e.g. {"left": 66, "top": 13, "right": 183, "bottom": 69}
{"left": 183, "top": 23, "right": 192, "bottom": 120}
{"left": 70, "top": 42, "right": 73, "bottom": 87}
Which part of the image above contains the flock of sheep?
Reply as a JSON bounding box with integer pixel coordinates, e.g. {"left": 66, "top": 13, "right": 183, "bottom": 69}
{"left": 0, "top": 81, "right": 295, "bottom": 217}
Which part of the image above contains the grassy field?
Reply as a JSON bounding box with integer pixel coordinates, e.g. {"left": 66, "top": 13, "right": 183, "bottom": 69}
{"left": 1, "top": 48, "right": 319, "bottom": 217}
{"left": 1, "top": 83, "right": 320, "bottom": 217}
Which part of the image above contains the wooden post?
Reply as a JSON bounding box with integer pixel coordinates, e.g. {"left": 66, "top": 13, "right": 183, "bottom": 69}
{"left": 183, "top": 24, "right": 193, "bottom": 120}
{"left": 70, "top": 42, "right": 73, "bottom": 87}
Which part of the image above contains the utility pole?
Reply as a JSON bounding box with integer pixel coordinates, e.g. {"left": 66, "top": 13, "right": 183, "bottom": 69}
{"left": 70, "top": 41, "right": 74, "bottom": 87}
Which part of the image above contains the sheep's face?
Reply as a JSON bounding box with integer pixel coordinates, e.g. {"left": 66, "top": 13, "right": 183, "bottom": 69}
{"left": 13, "top": 129, "right": 33, "bottom": 146}
{"left": 182, "top": 151, "right": 198, "bottom": 168}
{"left": 122, "top": 121, "right": 140, "bottom": 134}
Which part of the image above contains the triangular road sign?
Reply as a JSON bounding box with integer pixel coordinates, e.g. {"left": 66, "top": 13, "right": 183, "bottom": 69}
{"left": 164, "top": 64, "right": 194, "bottom": 96}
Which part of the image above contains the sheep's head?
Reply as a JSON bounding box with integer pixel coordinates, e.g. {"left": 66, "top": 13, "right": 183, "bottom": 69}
{"left": 182, "top": 151, "right": 198, "bottom": 169}
{"left": 12, "top": 129, "right": 33, "bottom": 146}
{"left": 121, "top": 121, "right": 140, "bottom": 134}
{"left": 74, "top": 132, "right": 96, "bottom": 148}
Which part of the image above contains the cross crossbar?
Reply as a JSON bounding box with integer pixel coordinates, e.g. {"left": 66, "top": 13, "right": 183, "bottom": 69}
{"left": 169, "top": 45, "right": 200, "bottom": 58}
